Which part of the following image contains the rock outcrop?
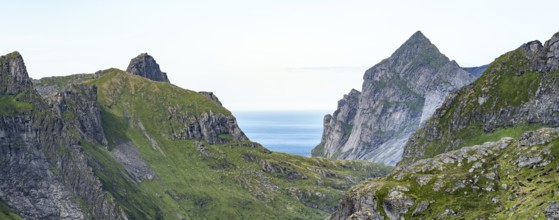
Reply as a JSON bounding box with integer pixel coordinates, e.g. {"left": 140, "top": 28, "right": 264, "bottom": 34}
{"left": 331, "top": 128, "right": 559, "bottom": 219}
{"left": 167, "top": 110, "right": 248, "bottom": 144}
{"left": 126, "top": 53, "right": 170, "bottom": 82}
{"left": 199, "top": 91, "right": 223, "bottom": 106}
{"left": 0, "top": 52, "right": 33, "bottom": 95}
{"left": 401, "top": 31, "right": 559, "bottom": 166}
{"left": 313, "top": 31, "right": 475, "bottom": 165}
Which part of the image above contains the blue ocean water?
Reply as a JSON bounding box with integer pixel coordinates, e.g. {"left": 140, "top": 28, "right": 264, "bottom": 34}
{"left": 233, "top": 111, "right": 328, "bottom": 157}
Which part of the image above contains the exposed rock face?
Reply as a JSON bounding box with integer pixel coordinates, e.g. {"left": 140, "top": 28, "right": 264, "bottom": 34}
{"left": 50, "top": 84, "right": 108, "bottom": 146}
{"left": 312, "top": 89, "right": 360, "bottom": 157}
{"left": 111, "top": 141, "right": 156, "bottom": 181}
{"left": 199, "top": 91, "right": 223, "bottom": 106}
{"left": 0, "top": 52, "right": 33, "bottom": 95}
{"left": 0, "top": 52, "right": 124, "bottom": 219}
{"left": 331, "top": 127, "right": 559, "bottom": 219}
{"left": 401, "top": 32, "right": 559, "bottom": 166}
{"left": 313, "top": 31, "right": 475, "bottom": 165}
{"left": 463, "top": 64, "right": 489, "bottom": 78}
{"left": 126, "top": 53, "right": 170, "bottom": 82}
{"left": 167, "top": 110, "right": 248, "bottom": 144}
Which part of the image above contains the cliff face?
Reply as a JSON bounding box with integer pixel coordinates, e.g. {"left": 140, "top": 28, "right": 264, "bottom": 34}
{"left": 312, "top": 89, "right": 360, "bottom": 157}
{"left": 401, "top": 32, "right": 559, "bottom": 166}
{"left": 313, "top": 31, "right": 475, "bottom": 165}
{"left": 0, "top": 52, "right": 123, "bottom": 219}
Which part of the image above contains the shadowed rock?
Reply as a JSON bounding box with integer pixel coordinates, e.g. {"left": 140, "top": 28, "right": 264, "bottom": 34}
{"left": 126, "top": 53, "right": 170, "bottom": 82}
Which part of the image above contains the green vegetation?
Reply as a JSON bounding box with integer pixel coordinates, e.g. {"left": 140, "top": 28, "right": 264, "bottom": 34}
{"left": 407, "top": 46, "right": 557, "bottom": 162}
{"left": 348, "top": 129, "right": 559, "bottom": 219}
{"left": 37, "top": 74, "right": 95, "bottom": 90}
{"left": 311, "top": 143, "right": 325, "bottom": 157}
{"left": 0, "top": 200, "right": 22, "bottom": 220}
{"left": 72, "top": 69, "right": 393, "bottom": 219}
{"left": 0, "top": 95, "right": 33, "bottom": 116}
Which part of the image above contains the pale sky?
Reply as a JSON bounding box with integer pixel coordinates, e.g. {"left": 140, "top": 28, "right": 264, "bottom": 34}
{"left": 2, "top": 0, "right": 558, "bottom": 110}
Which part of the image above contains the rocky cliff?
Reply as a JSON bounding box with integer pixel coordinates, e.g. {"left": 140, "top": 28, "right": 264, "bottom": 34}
{"left": 313, "top": 31, "right": 475, "bottom": 165}
{"left": 0, "top": 52, "right": 392, "bottom": 219}
{"left": 401, "top": 31, "right": 559, "bottom": 166}
{"left": 312, "top": 89, "right": 360, "bottom": 158}
{"left": 126, "top": 53, "right": 170, "bottom": 82}
{"left": 0, "top": 52, "right": 123, "bottom": 219}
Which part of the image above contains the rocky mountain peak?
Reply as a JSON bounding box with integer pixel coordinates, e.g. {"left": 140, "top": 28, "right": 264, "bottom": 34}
{"left": 389, "top": 31, "right": 448, "bottom": 65}
{"left": 409, "top": 30, "right": 429, "bottom": 43}
{"left": 313, "top": 31, "right": 474, "bottom": 165}
{"left": 126, "top": 53, "right": 170, "bottom": 83}
{"left": 0, "top": 51, "right": 33, "bottom": 95}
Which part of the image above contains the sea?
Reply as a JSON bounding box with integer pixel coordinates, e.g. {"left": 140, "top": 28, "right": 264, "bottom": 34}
{"left": 233, "top": 111, "right": 329, "bottom": 157}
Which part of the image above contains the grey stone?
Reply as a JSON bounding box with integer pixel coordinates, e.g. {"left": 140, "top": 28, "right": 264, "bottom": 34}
{"left": 199, "top": 91, "right": 223, "bottom": 106}
{"left": 545, "top": 201, "right": 559, "bottom": 220}
{"left": 166, "top": 108, "right": 248, "bottom": 144}
{"left": 412, "top": 201, "right": 430, "bottom": 216}
{"left": 126, "top": 53, "right": 170, "bottom": 82}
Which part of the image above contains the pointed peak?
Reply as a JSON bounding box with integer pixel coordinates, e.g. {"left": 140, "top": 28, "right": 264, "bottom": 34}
{"left": 410, "top": 30, "right": 427, "bottom": 40}
{"left": 126, "top": 53, "right": 170, "bottom": 83}
{"left": 5, "top": 51, "right": 23, "bottom": 59}
{"left": 386, "top": 31, "right": 448, "bottom": 67}
{"left": 0, "top": 51, "right": 32, "bottom": 95}
{"left": 402, "top": 30, "right": 432, "bottom": 47}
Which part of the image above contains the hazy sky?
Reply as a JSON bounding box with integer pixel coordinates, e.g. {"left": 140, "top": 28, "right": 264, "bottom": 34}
{"left": 2, "top": 0, "right": 558, "bottom": 110}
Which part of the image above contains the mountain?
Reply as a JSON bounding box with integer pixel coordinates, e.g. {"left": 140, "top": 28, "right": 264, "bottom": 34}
{"left": 0, "top": 52, "right": 392, "bottom": 219}
{"left": 463, "top": 64, "right": 489, "bottom": 78}
{"left": 312, "top": 31, "right": 476, "bottom": 165}
{"left": 330, "top": 32, "right": 559, "bottom": 219}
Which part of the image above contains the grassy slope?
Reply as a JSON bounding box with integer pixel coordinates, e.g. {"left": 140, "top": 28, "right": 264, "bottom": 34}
{"left": 347, "top": 129, "right": 559, "bottom": 219}
{"left": 35, "top": 74, "right": 95, "bottom": 90}
{"left": 407, "top": 47, "right": 557, "bottom": 163}
{"left": 0, "top": 200, "right": 22, "bottom": 220}
{"left": 72, "top": 69, "right": 393, "bottom": 219}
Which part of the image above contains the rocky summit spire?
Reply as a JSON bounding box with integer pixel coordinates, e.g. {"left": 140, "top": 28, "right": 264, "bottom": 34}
{"left": 0, "top": 51, "right": 33, "bottom": 95}
{"left": 126, "top": 53, "right": 170, "bottom": 83}
{"left": 388, "top": 31, "right": 449, "bottom": 69}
